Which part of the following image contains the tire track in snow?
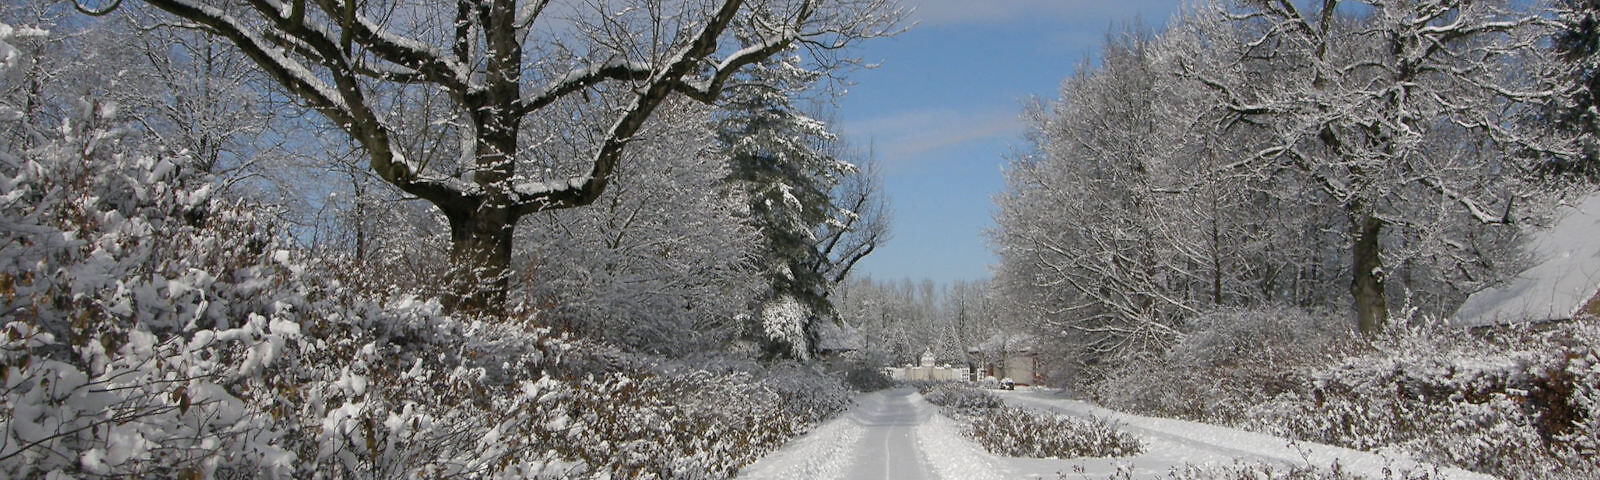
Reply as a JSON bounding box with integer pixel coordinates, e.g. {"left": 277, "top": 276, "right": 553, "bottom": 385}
{"left": 739, "top": 388, "right": 1002, "bottom": 480}
{"left": 843, "top": 389, "right": 932, "bottom": 480}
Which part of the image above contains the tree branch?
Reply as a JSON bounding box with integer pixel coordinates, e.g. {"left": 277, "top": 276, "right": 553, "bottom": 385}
{"left": 142, "top": 0, "right": 461, "bottom": 206}
{"left": 512, "top": 0, "right": 762, "bottom": 216}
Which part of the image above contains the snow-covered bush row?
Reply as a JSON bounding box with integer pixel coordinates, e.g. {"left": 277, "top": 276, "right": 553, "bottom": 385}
{"left": 1094, "top": 305, "right": 1352, "bottom": 424}
{"left": 920, "top": 383, "right": 1141, "bottom": 459}
{"left": 921, "top": 382, "right": 1005, "bottom": 412}
{"left": 0, "top": 76, "right": 851, "bottom": 479}
{"left": 967, "top": 406, "right": 1142, "bottom": 460}
{"left": 532, "top": 358, "right": 851, "bottom": 479}
{"left": 1088, "top": 305, "right": 1599, "bottom": 479}
{"left": 1091, "top": 460, "right": 1438, "bottom": 480}
{"left": 1240, "top": 322, "right": 1600, "bottom": 480}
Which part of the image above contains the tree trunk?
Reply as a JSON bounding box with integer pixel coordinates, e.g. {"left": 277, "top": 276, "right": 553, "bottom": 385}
{"left": 1210, "top": 191, "right": 1223, "bottom": 306}
{"left": 441, "top": 2, "right": 523, "bottom": 316}
{"left": 444, "top": 204, "right": 516, "bottom": 316}
{"left": 1349, "top": 211, "right": 1388, "bottom": 333}
{"left": 442, "top": 94, "right": 520, "bottom": 316}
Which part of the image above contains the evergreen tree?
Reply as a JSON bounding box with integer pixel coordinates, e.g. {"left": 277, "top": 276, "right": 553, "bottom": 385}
{"left": 716, "top": 50, "right": 852, "bottom": 360}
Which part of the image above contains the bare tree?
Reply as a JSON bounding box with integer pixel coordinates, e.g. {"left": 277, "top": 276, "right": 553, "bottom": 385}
{"left": 522, "top": 99, "right": 764, "bottom": 354}
{"left": 84, "top": 0, "right": 903, "bottom": 315}
{"left": 813, "top": 147, "right": 889, "bottom": 295}
{"left": 993, "top": 26, "right": 1202, "bottom": 365}
{"left": 1178, "top": 0, "right": 1559, "bottom": 332}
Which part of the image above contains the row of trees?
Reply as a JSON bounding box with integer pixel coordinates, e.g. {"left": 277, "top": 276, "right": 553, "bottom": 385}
{"left": 993, "top": 0, "right": 1592, "bottom": 379}
{"left": 834, "top": 277, "right": 1014, "bottom": 366}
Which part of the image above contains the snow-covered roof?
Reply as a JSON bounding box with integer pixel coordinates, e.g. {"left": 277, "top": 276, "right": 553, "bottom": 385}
{"left": 814, "top": 320, "right": 863, "bottom": 352}
{"left": 1453, "top": 193, "right": 1600, "bottom": 328}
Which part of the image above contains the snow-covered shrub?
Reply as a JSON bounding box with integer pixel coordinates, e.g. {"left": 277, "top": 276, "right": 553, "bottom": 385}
{"left": 763, "top": 361, "right": 854, "bottom": 424}
{"left": 1095, "top": 305, "right": 1349, "bottom": 423}
{"left": 1239, "top": 321, "right": 1600, "bottom": 480}
{"left": 0, "top": 76, "right": 850, "bottom": 480}
{"left": 0, "top": 27, "right": 286, "bottom": 478}
{"left": 967, "top": 407, "right": 1142, "bottom": 459}
{"left": 0, "top": 87, "right": 514, "bottom": 478}
{"left": 840, "top": 361, "right": 894, "bottom": 392}
{"left": 1116, "top": 460, "right": 1437, "bottom": 480}
{"left": 922, "top": 383, "right": 1005, "bottom": 412}
{"left": 1560, "top": 325, "right": 1600, "bottom": 468}
{"left": 0, "top": 84, "right": 310, "bottom": 477}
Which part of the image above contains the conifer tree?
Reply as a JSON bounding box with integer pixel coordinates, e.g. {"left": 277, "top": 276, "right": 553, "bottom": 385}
{"left": 716, "top": 50, "right": 850, "bottom": 359}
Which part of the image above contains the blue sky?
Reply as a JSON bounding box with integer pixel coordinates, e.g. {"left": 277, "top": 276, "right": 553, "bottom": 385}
{"left": 837, "top": 0, "right": 1184, "bottom": 285}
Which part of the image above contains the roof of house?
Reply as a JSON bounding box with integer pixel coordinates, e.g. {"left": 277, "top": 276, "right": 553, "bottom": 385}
{"left": 1454, "top": 193, "right": 1600, "bottom": 328}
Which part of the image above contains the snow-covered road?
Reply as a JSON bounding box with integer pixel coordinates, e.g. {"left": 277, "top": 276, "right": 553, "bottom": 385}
{"left": 845, "top": 390, "right": 933, "bottom": 480}
{"left": 737, "top": 388, "right": 1002, "bottom": 480}
{"left": 739, "top": 387, "right": 1501, "bottom": 480}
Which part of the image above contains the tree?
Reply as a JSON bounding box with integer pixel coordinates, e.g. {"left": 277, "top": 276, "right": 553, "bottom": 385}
{"left": 118, "top": 17, "right": 286, "bottom": 179}
{"left": 791, "top": 141, "right": 889, "bottom": 358}
{"left": 521, "top": 99, "right": 764, "bottom": 355}
{"left": 715, "top": 50, "right": 888, "bottom": 359}
{"left": 89, "top": 0, "right": 903, "bottom": 315}
{"left": 1551, "top": 0, "right": 1600, "bottom": 181}
{"left": 1178, "top": 0, "right": 1556, "bottom": 332}
{"left": 811, "top": 145, "right": 890, "bottom": 295}
{"left": 992, "top": 25, "right": 1208, "bottom": 366}
{"left": 991, "top": 3, "right": 1553, "bottom": 383}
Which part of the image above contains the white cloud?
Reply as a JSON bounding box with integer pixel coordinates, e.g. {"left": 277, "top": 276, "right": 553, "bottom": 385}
{"left": 904, "top": 0, "right": 1180, "bottom": 27}
{"left": 844, "top": 108, "right": 1025, "bottom": 169}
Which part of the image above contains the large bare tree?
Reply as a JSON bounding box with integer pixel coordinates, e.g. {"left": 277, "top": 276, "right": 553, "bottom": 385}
{"left": 83, "top": 0, "right": 901, "bottom": 314}
{"left": 1180, "top": 0, "right": 1559, "bottom": 333}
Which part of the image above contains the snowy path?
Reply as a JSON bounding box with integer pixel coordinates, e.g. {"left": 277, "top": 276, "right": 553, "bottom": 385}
{"left": 846, "top": 389, "right": 933, "bottom": 480}
{"left": 739, "top": 387, "right": 1502, "bottom": 480}
{"left": 737, "top": 388, "right": 999, "bottom": 480}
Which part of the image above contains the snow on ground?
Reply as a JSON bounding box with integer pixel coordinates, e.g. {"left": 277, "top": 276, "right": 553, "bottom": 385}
{"left": 740, "top": 388, "right": 998, "bottom": 480}
{"left": 736, "top": 394, "right": 867, "bottom": 479}
{"left": 1454, "top": 192, "right": 1600, "bottom": 327}
{"left": 997, "top": 389, "right": 1500, "bottom": 480}
{"left": 913, "top": 394, "right": 1005, "bottom": 480}
{"left": 740, "top": 387, "right": 1501, "bottom": 480}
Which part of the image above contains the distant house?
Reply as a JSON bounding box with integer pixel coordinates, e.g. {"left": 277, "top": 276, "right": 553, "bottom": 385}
{"left": 1454, "top": 194, "right": 1600, "bottom": 328}
{"left": 968, "top": 332, "right": 1042, "bottom": 386}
